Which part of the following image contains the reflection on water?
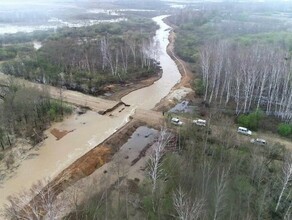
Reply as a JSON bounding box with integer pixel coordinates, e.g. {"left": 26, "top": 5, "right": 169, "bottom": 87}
{"left": 120, "top": 126, "right": 158, "bottom": 155}
{"left": 0, "top": 2, "right": 130, "bottom": 35}
{"left": 0, "top": 4, "right": 158, "bottom": 35}
{"left": 0, "top": 18, "right": 127, "bottom": 35}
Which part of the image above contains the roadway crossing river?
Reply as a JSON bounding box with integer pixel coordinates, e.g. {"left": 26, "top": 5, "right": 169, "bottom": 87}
{"left": 0, "top": 15, "right": 181, "bottom": 209}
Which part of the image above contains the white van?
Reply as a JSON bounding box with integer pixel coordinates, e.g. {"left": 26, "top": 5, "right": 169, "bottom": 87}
{"left": 237, "top": 127, "right": 252, "bottom": 135}
{"left": 193, "top": 119, "right": 207, "bottom": 127}
{"left": 171, "top": 117, "right": 183, "bottom": 126}
{"left": 250, "top": 138, "right": 267, "bottom": 145}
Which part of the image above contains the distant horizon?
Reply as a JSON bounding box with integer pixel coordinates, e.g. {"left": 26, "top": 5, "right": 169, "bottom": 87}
{"left": 0, "top": 0, "right": 292, "bottom": 2}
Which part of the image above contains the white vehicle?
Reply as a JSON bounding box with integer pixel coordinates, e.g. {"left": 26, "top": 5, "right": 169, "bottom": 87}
{"left": 193, "top": 119, "right": 207, "bottom": 127}
{"left": 250, "top": 138, "right": 267, "bottom": 145}
{"left": 237, "top": 127, "right": 252, "bottom": 136}
{"left": 171, "top": 117, "right": 183, "bottom": 126}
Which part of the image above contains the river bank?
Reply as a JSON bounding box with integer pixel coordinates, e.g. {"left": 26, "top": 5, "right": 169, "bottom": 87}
{"left": 102, "top": 72, "right": 162, "bottom": 101}
{"left": 154, "top": 17, "right": 195, "bottom": 111}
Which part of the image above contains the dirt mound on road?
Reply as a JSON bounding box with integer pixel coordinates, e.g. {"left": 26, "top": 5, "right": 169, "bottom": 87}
{"left": 50, "top": 128, "right": 75, "bottom": 140}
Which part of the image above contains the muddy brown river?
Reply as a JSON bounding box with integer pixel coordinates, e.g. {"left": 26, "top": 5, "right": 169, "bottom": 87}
{"left": 0, "top": 15, "right": 181, "bottom": 209}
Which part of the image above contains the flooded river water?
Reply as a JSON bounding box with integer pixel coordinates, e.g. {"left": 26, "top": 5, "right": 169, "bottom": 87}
{"left": 122, "top": 16, "right": 181, "bottom": 109}
{"left": 0, "top": 15, "right": 181, "bottom": 209}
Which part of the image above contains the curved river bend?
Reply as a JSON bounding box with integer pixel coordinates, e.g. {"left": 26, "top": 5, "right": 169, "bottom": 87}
{"left": 122, "top": 15, "right": 180, "bottom": 108}
{"left": 0, "top": 15, "right": 181, "bottom": 208}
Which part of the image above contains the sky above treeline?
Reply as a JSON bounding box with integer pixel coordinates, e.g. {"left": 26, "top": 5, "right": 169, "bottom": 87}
{"left": 0, "top": 0, "right": 291, "bottom": 6}
{"left": 0, "top": 0, "right": 291, "bottom": 2}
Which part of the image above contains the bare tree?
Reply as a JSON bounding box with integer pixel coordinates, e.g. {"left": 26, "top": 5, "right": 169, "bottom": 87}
{"left": 148, "top": 128, "right": 171, "bottom": 193}
{"left": 173, "top": 187, "right": 205, "bottom": 220}
{"left": 199, "top": 45, "right": 211, "bottom": 102}
{"left": 213, "top": 167, "right": 230, "bottom": 220}
{"left": 2, "top": 179, "right": 62, "bottom": 220}
{"left": 199, "top": 42, "right": 292, "bottom": 121}
{"left": 275, "top": 153, "right": 292, "bottom": 212}
{"left": 200, "top": 159, "right": 214, "bottom": 198}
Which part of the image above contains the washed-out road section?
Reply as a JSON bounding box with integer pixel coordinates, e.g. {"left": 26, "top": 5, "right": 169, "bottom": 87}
{"left": 0, "top": 15, "right": 181, "bottom": 209}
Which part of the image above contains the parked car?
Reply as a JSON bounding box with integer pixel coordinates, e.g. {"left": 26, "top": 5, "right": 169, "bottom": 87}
{"left": 237, "top": 127, "right": 252, "bottom": 135}
{"left": 193, "top": 119, "right": 207, "bottom": 127}
{"left": 171, "top": 117, "right": 183, "bottom": 126}
{"left": 250, "top": 138, "right": 267, "bottom": 145}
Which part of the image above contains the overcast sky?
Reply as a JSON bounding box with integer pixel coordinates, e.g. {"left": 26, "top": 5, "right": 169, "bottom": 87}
{"left": 0, "top": 0, "right": 291, "bottom": 3}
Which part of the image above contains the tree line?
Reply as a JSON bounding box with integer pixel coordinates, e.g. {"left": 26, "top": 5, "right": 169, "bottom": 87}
{"left": 199, "top": 41, "right": 292, "bottom": 121}
{"left": 167, "top": 5, "right": 292, "bottom": 122}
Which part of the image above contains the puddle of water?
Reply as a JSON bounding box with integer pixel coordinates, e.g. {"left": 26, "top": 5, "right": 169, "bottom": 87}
{"left": 168, "top": 100, "right": 196, "bottom": 113}
{"left": 120, "top": 126, "right": 158, "bottom": 152}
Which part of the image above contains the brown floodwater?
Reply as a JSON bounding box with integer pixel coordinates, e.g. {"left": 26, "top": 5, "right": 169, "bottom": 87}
{"left": 122, "top": 15, "right": 181, "bottom": 108}
{"left": 0, "top": 15, "right": 181, "bottom": 209}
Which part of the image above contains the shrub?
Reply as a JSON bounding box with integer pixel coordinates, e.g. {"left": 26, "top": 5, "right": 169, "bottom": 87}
{"left": 193, "top": 79, "right": 205, "bottom": 96}
{"left": 238, "top": 110, "right": 264, "bottom": 131}
{"left": 238, "top": 114, "right": 249, "bottom": 128}
{"left": 277, "top": 123, "right": 292, "bottom": 137}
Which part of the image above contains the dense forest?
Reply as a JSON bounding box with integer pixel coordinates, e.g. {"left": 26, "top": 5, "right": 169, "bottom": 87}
{"left": 169, "top": 4, "right": 292, "bottom": 122}
{"left": 0, "top": 18, "right": 160, "bottom": 95}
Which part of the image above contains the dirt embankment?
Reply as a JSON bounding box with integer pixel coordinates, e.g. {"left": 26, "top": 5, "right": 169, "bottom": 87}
{"left": 165, "top": 30, "right": 193, "bottom": 89}
{"left": 21, "top": 119, "right": 153, "bottom": 217}
{"left": 41, "top": 113, "right": 163, "bottom": 195}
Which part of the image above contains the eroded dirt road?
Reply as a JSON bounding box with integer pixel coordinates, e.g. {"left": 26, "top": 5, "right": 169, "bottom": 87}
{"left": 0, "top": 15, "right": 187, "bottom": 211}
{"left": 0, "top": 72, "right": 121, "bottom": 114}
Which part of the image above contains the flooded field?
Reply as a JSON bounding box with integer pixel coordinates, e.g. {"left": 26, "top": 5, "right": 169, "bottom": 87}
{"left": 0, "top": 1, "right": 126, "bottom": 34}
{"left": 0, "top": 1, "right": 158, "bottom": 35}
